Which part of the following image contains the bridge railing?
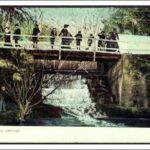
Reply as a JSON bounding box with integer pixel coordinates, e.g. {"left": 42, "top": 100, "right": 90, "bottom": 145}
{"left": 1, "top": 33, "right": 150, "bottom": 55}
{"left": 0, "top": 33, "right": 123, "bottom": 53}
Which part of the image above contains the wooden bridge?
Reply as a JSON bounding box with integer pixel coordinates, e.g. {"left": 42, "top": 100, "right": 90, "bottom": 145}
{"left": 0, "top": 33, "right": 150, "bottom": 62}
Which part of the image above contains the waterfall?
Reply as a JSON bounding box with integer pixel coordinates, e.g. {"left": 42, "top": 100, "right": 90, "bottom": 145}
{"left": 42, "top": 74, "right": 120, "bottom": 127}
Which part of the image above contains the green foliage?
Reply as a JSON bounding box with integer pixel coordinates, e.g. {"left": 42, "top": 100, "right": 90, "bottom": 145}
{"left": 103, "top": 8, "right": 150, "bottom": 35}
{"left": 102, "top": 8, "right": 134, "bottom": 33}
{"left": 127, "top": 55, "right": 150, "bottom": 74}
{"left": 123, "top": 55, "right": 150, "bottom": 107}
{"left": 0, "top": 8, "right": 36, "bottom": 24}
{"left": 0, "top": 49, "right": 34, "bottom": 86}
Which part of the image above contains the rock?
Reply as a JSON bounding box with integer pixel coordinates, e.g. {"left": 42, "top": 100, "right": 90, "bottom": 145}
{"left": 31, "top": 104, "right": 63, "bottom": 118}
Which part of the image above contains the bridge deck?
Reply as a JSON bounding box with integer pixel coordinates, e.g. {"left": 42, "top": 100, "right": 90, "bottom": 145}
{"left": 28, "top": 49, "right": 121, "bottom": 61}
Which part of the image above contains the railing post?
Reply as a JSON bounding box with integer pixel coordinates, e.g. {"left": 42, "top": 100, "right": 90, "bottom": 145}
{"left": 127, "top": 41, "right": 130, "bottom": 54}
{"left": 59, "top": 37, "right": 61, "bottom": 60}
{"left": 93, "top": 38, "right": 96, "bottom": 62}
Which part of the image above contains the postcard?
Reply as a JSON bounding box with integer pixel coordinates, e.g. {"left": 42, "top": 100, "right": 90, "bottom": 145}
{"left": 0, "top": 1, "right": 150, "bottom": 144}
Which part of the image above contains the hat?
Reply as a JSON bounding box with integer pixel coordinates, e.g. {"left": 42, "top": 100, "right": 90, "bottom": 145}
{"left": 64, "top": 24, "right": 69, "bottom": 28}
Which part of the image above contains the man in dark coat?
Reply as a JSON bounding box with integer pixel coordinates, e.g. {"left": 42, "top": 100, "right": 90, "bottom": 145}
{"left": 66, "top": 32, "right": 74, "bottom": 49}
{"left": 105, "top": 33, "right": 113, "bottom": 51}
{"left": 75, "top": 31, "right": 82, "bottom": 50}
{"left": 32, "top": 24, "right": 40, "bottom": 48}
{"left": 97, "top": 31, "right": 105, "bottom": 49}
{"left": 110, "top": 27, "right": 119, "bottom": 50}
{"left": 59, "top": 24, "right": 69, "bottom": 48}
{"left": 4, "top": 26, "right": 11, "bottom": 47}
{"left": 13, "top": 24, "right": 21, "bottom": 46}
{"left": 50, "top": 28, "right": 57, "bottom": 49}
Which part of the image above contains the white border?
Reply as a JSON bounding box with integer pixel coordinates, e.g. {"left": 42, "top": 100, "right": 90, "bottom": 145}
{"left": 0, "top": 1, "right": 150, "bottom": 148}
{"left": 0, "top": 1, "right": 149, "bottom": 6}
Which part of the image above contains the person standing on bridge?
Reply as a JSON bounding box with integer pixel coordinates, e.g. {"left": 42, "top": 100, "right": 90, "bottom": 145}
{"left": 13, "top": 24, "right": 21, "bottom": 46}
{"left": 97, "top": 31, "right": 106, "bottom": 50}
{"left": 32, "top": 24, "right": 40, "bottom": 48}
{"left": 105, "top": 33, "right": 113, "bottom": 51}
{"left": 75, "top": 31, "right": 82, "bottom": 50}
{"left": 66, "top": 32, "right": 74, "bottom": 49}
{"left": 86, "top": 34, "right": 94, "bottom": 50}
{"left": 59, "top": 24, "right": 69, "bottom": 48}
{"left": 4, "top": 26, "right": 11, "bottom": 46}
{"left": 50, "top": 28, "right": 57, "bottom": 49}
{"left": 110, "top": 27, "right": 119, "bottom": 50}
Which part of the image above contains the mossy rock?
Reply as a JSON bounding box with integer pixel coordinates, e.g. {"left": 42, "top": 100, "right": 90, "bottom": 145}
{"left": 0, "top": 111, "right": 18, "bottom": 125}
{"left": 96, "top": 104, "right": 150, "bottom": 118}
{"left": 31, "top": 104, "right": 63, "bottom": 118}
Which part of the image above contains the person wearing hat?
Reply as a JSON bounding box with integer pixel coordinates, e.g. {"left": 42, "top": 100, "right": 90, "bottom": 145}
{"left": 97, "top": 31, "right": 106, "bottom": 50}
{"left": 110, "top": 27, "right": 119, "bottom": 50}
{"left": 32, "top": 24, "right": 40, "bottom": 48}
{"left": 59, "top": 24, "right": 69, "bottom": 48}
{"left": 13, "top": 24, "right": 21, "bottom": 46}
{"left": 4, "top": 26, "right": 11, "bottom": 46}
{"left": 75, "top": 31, "right": 82, "bottom": 50}
{"left": 50, "top": 28, "right": 57, "bottom": 49}
{"left": 86, "top": 33, "right": 94, "bottom": 50}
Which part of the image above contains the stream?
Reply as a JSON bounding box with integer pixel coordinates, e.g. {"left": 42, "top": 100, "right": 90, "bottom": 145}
{"left": 8, "top": 74, "right": 150, "bottom": 127}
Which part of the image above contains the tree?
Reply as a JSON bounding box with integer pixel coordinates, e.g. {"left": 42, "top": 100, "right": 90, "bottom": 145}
{"left": 2, "top": 49, "right": 82, "bottom": 121}
{"left": 0, "top": 7, "right": 37, "bottom": 23}
{"left": 102, "top": 7, "right": 150, "bottom": 35}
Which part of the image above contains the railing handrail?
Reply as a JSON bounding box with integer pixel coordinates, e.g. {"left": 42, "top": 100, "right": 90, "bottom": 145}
{"left": 1, "top": 32, "right": 150, "bottom": 44}
{"left": 0, "top": 32, "right": 123, "bottom": 43}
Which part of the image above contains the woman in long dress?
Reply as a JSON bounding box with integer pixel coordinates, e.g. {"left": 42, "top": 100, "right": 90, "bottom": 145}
{"left": 0, "top": 86, "right": 6, "bottom": 112}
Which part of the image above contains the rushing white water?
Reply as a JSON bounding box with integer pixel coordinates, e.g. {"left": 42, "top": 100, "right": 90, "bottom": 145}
{"left": 42, "top": 75, "right": 123, "bottom": 127}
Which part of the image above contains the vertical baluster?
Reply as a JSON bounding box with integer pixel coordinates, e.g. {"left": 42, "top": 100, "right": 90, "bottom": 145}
{"left": 126, "top": 40, "right": 129, "bottom": 54}
{"left": 93, "top": 38, "right": 96, "bottom": 62}
{"left": 59, "top": 36, "right": 61, "bottom": 60}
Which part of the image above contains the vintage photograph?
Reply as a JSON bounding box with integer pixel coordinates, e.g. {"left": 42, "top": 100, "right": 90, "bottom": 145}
{"left": 0, "top": 6, "right": 150, "bottom": 129}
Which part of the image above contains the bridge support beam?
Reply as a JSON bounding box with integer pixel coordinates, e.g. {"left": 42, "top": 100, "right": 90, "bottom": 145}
{"left": 59, "top": 49, "right": 61, "bottom": 60}
{"left": 97, "top": 62, "right": 104, "bottom": 75}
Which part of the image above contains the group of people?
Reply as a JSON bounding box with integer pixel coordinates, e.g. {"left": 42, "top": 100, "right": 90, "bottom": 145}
{"left": 4, "top": 23, "right": 21, "bottom": 46}
{"left": 3, "top": 23, "right": 119, "bottom": 51}
{"left": 50, "top": 24, "right": 119, "bottom": 51}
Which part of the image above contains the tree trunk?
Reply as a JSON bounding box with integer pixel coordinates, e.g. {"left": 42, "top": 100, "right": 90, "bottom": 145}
{"left": 18, "top": 101, "right": 30, "bottom": 122}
